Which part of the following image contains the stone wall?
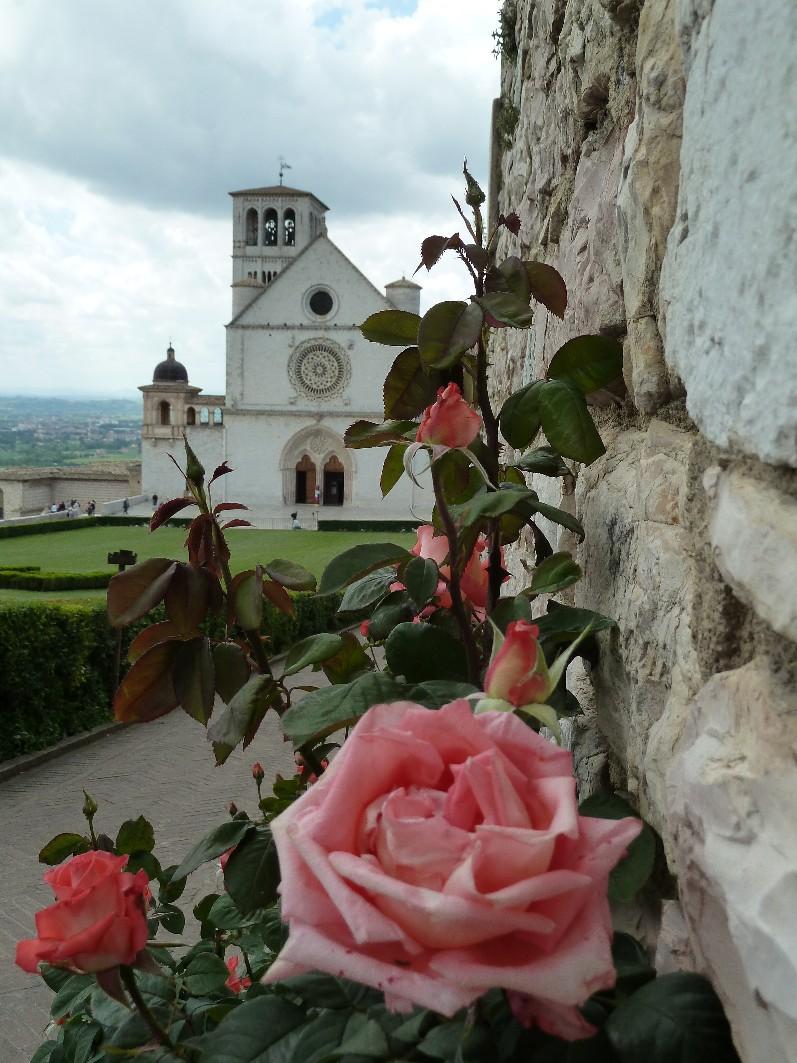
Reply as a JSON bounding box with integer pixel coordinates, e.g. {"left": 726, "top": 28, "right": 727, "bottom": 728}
{"left": 488, "top": 2, "right": 797, "bottom": 1060}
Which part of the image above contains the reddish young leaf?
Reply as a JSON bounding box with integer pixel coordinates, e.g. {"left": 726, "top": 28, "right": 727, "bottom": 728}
{"left": 213, "top": 502, "right": 249, "bottom": 515}
{"left": 414, "top": 233, "right": 464, "bottom": 275}
{"left": 222, "top": 519, "right": 253, "bottom": 529}
{"left": 165, "top": 562, "right": 211, "bottom": 635}
{"left": 172, "top": 637, "right": 215, "bottom": 725}
{"left": 525, "top": 261, "right": 568, "bottom": 319}
{"left": 499, "top": 211, "right": 521, "bottom": 235}
{"left": 113, "top": 642, "right": 180, "bottom": 722}
{"left": 262, "top": 579, "right": 295, "bottom": 616}
{"left": 451, "top": 195, "right": 477, "bottom": 241}
{"left": 150, "top": 497, "right": 196, "bottom": 531}
{"left": 208, "top": 460, "right": 233, "bottom": 486}
{"left": 108, "top": 558, "right": 177, "bottom": 628}
{"left": 128, "top": 620, "right": 183, "bottom": 663}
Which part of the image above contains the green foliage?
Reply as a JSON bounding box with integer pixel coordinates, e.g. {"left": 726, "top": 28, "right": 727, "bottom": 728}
{"left": 0, "top": 567, "right": 111, "bottom": 590}
{"left": 494, "top": 95, "right": 520, "bottom": 147}
{"left": 579, "top": 792, "right": 657, "bottom": 903}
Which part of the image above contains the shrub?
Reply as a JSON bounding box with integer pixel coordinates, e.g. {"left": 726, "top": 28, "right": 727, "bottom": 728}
{"left": 318, "top": 519, "right": 421, "bottom": 532}
{"left": 0, "top": 569, "right": 111, "bottom": 590}
{"left": 0, "top": 515, "right": 191, "bottom": 540}
{"left": 0, "top": 590, "right": 343, "bottom": 762}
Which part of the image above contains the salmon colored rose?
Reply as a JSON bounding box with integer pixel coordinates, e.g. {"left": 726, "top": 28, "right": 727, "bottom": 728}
{"left": 417, "top": 383, "right": 481, "bottom": 450}
{"left": 265, "top": 700, "right": 641, "bottom": 1039}
{"left": 484, "top": 620, "right": 548, "bottom": 706}
{"left": 16, "top": 851, "right": 149, "bottom": 975}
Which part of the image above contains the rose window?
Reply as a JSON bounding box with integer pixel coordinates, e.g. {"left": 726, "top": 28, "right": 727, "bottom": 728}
{"left": 289, "top": 342, "right": 350, "bottom": 400}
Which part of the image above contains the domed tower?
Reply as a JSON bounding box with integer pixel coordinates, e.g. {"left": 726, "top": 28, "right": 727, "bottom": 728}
{"left": 140, "top": 345, "right": 200, "bottom": 446}
{"left": 229, "top": 183, "right": 329, "bottom": 316}
{"left": 385, "top": 276, "right": 422, "bottom": 315}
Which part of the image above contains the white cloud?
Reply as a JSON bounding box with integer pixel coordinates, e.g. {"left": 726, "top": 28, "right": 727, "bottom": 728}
{"left": 0, "top": 0, "right": 499, "bottom": 395}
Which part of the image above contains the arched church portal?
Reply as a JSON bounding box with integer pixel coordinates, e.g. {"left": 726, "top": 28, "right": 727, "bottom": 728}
{"left": 280, "top": 427, "right": 353, "bottom": 506}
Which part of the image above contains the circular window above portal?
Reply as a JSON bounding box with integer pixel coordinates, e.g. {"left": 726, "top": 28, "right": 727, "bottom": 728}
{"left": 288, "top": 341, "right": 351, "bottom": 401}
{"left": 304, "top": 285, "right": 338, "bottom": 320}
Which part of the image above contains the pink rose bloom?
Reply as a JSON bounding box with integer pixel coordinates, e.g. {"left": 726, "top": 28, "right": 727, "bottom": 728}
{"left": 417, "top": 384, "right": 481, "bottom": 450}
{"left": 411, "top": 525, "right": 451, "bottom": 573}
{"left": 485, "top": 620, "right": 548, "bottom": 706}
{"left": 225, "top": 955, "right": 252, "bottom": 994}
{"left": 265, "top": 701, "right": 641, "bottom": 1039}
{"left": 16, "top": 852, "right": 149, "bottom": 974}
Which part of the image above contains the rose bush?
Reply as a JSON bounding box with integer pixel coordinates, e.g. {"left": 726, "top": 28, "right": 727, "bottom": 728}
{"left": 265, "top": 699, "right": 641, "bottom": 1039}
{"left": 16, "top": 851, "right": 149, "bottom": 975}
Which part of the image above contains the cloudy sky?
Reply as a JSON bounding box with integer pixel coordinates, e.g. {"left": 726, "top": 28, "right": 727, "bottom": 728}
{"left": 0, "top": 0, "right": 499, "bottom": 397}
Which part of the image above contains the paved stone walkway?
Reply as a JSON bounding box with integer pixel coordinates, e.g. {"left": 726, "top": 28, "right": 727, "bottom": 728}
{"left": 0, "top": 690, "right": 300, "bottom": 1061}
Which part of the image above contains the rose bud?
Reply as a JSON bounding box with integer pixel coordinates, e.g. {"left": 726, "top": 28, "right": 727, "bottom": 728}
{"left": 251, "top": 762, "right": 265, "bottom": 784}
{"left": 225, "top": 955, "right": 251, "bottom": 994}
{"left": 483, "top": 620, "right": 548, "bottom": 707}
{"left": 416, "top": 383, "right": 481, "bottom": 450}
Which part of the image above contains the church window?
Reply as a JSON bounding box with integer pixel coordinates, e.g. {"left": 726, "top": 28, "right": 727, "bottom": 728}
{"left": 288, "top": 340, "right": 351, "bottom": 401}
{"left": 309, "top": 288, "right": 334, "bottom": 316}
{"left": 213, "top": 407, "right": 223, "bottom": 425}
{"left": 200, "top": 406, "right": 210, "bottom": 424}
{"left": 284, "top": 208, "right": 296, "bottom": 246}
{"left": 245, "top": 208, "right": 258, "bottom": 245}
{"left": 264, "top": 209, "right": 278, "bottom": 246}
{"left": 158, "top": 401, "right": 171, "bottom": 425}
{"left": 186, "top": 406, "right": 196, "bottom": 425}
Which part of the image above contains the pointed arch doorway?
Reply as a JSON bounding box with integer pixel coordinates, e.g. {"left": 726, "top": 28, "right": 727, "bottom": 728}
{"left": 294, "top": 454, "right": 317, "bottom": 505}
{"left": 323, "top": 455, "right": 345, "bottom": 506}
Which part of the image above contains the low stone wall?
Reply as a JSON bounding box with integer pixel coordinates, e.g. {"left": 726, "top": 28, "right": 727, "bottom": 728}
{"left": 489, "top": 1, "right": 797, "bottom": 1059}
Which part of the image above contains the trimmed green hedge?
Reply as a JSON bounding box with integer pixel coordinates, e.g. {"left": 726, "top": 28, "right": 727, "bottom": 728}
{"left": 319, "top": 519, "right": 422, "bottom": 532}
{"left": 0, "top": 568, "right": 112, "bottom": 590}
{"left": 0, "top": 515, "right": 191, "bottom": 540}
{"left": 0, "top": 590, "right": 343, "bottom": 762}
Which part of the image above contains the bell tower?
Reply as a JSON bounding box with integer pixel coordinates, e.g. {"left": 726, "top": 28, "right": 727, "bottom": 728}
{"left": 229, "top": 183, "right": 329, "bottom": 316}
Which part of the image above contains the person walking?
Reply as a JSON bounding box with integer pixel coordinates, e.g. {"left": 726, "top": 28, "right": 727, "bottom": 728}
{"left": 290, "top": 511, "right": 302, "bottom": 530}
{"left": 122, "top": 498, "right": 130, "bottom": 515}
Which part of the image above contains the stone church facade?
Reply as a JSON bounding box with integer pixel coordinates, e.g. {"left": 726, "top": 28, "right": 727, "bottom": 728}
{"left": 141, "top": 185, "right": 424, "bottom": 517}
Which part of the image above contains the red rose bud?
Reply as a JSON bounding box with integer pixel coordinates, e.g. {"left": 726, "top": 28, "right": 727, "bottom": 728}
{"left": 252, "top": 762, "right": 265, "bottom": 783}
{"left": 484, "top": 620, "right": 548, "bottom": 706}
{"left": 228, "top": 801, "right": 238, "bottom": 817}
{"left": 416, "top": 383, "right": 481, "bottom": 450}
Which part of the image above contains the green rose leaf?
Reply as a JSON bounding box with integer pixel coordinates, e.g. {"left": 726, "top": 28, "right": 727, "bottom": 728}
{"left": 107, "top": 558, "right": 177, "bottom": 628}
{"left": 281, "top": 673, "right": 408, "bottom": 746}
{"left": 606, "top": 973, "right": 741, "bottom": 1063}
{"left": 321, "top": 630, "right": 374, "bottom": 685}
{"left": 207, "top": 674, "right": 278, "bottom": 765}
{"left": 164, "top": 562, "right": 211, "bottom": 635}
{"left": 548, "top": 334, "right": 623, "bottom": 394}
{"left": 527, "top": 499, "right": 585, "bottom": 539}
{"left": 368, "top": 589, "right": 416, "bottom": 641}
{"left": 195, "top": 995, "right": 307, "bottom": 1061}
{"left": 450, "top": 486, "right": 537, "bottom": 527}
{"left": 535, "top": 604, "right": 616, "bottom": 646}
{"left": 332, "top": 1017, "right": 389, "bottom": 1059}
{"left": 612, "top": 932, "right": 657, "bottom": 995}
{"left": 537, "top": 378, "right": 606, "bottom": 465}
{"left": 173, "top": 819, "right": 254, "bottom": 881}
{"left": 115, "top": 816, "right": 155, "bottom": 856}
{"left": 380, "top": 443, "right": 406, "bottom": 497}
{"left": 579, "top": 792, "right": 656, "bottom": 903}
{"left": 407, "top": 680, "right": 479, "bottom": 708}
{"left": 112, "top": 640, "right": 180, "bottom": 724}
{"left": 182, "top": 953, "right": 229, "bottom": 996}
{"left": 172, "top": 636, "right": 215, "bottom": 724}
{"left": 513, "top": 445, "right": 571, "bottom": 476}
{"left": 230, "top": 569, "right": 263, "bottom": 631}
{"left": 338, "top": 566, "right": 396, "bottom": 613}
{"left": 418, "top": 300, "right": 484, "bottom": 370}
{"left": 223, "top": 825, "right": 280, "bottom": 914}
{"left": 263, "top": 558, "right": 316, "bottom": 592}
{"left": 478, "top": 290, "right": 535, "bottom": 328}
{"left": 383, "top": 346, "right": 444, "bottom": 418}
{"left": 529, "top": 552, "right": 583, "bottom": 595}
{"left": 213, "top": 642, "right": 250, "bottom": 704}
{"left": 319, "top": 543, "right": 411, "bottom": 595}
{"left": 38, "top": 833, "right": 90, "bottom": 866}
{"left": 489, "top": 595, "right": 534, "bottom": 632}
{"left": 499, "top": 380, "right": 544, "bottom": 449}
{"left": 385, "top": 623, "right": 469, "bottom": 683}
{"left": 402, "top": 555, "right": 439, "bottom": 609}
{"left": 344, "top": 419, "right": 418, "bottom": 449}
{"left": 285, "top": 1010, "right": 351, "bottom": 1062}
{"left": 360, "top": 309, "right": 421, "bottom": 346}
{"left": 283, "top": 632, "right": 345, "bottom": 677}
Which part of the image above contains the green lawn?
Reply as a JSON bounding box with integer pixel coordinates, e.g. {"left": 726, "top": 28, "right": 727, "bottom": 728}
{"left": 0, "top": 527, "right": 415, "bottom": 603}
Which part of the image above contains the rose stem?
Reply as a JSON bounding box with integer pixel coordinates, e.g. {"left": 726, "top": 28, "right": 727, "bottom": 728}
{"left": 431, "top": 464, "right": 481, "bottom": 685}
{"left": 119, "top": 965, "right": 184, "bottom": 1057}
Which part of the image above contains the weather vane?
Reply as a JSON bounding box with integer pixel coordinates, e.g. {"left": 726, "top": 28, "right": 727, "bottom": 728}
{"left": 278, "top": 156, "right": 292, "bottom": 185}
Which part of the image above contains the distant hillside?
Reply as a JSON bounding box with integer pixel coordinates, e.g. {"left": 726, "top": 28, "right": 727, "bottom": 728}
{"left": 0, "top": 395, "right": 141, "bottom": 467}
